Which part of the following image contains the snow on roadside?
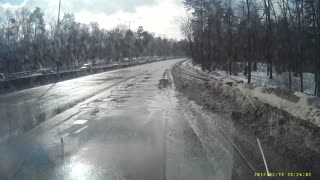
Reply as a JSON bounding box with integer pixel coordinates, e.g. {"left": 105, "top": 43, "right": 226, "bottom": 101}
{"left": 183, "top": 61, "right": 316, "bottom": 95}
{"left": 182, "top": 60, "right": 320, "bottom": 128}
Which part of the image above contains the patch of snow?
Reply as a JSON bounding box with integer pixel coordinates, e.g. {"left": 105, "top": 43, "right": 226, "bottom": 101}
{"left": 182, "top": 60, "right": 320, "bottom": 127}
{"left": 185, "top": 61, "right": 316, "bottom": 95}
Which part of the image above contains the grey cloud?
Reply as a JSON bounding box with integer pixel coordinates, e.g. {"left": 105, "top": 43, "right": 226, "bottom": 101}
{"left": 24, "top": 0, "right": 158, "bottom": 15}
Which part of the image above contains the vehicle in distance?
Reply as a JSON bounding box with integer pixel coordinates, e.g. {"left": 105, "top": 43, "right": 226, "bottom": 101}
{"left": 80, "top": 63, "right": 92, "bottom": 70}
{"left": 0, "top": 73, "right": 7, "bottom": 81}
{"left": 37, "top": 68, "right": 55, "bottom": 74}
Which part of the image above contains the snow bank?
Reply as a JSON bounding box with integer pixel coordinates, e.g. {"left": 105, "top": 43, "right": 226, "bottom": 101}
{"left": 172, "top": 61, "right": 320, "bottom": 176}
{"left": 183, "top": 61, "right": 316, "bottom": 95}
{"left": 182, "top": 60, "right": 320, "bottom": 127}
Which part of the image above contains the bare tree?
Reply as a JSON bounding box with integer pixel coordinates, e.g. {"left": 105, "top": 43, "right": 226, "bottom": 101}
{"left": 176, "top": 14, "right": 194, "bottom": 61}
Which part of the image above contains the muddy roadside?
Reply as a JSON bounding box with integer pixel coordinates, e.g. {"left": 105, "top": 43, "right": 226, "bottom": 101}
{"left": 171, "top": 62, "right": 320, "bottom": 179}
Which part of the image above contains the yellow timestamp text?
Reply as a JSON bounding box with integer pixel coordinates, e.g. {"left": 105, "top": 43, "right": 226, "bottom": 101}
{"left": 254, "top": 172, "right": 312, "bottom": 177}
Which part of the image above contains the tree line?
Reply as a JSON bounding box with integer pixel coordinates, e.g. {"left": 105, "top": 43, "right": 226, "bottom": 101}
{"left": 0, "top": 7, "right": 188, "bottom": 74}
{"left": 180, "top": 0, "right": 320, "bottom": 96}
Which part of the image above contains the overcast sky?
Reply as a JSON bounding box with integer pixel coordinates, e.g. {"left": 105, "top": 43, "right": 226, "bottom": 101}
{"left": 0, "top": 0, "right": 185, "bottom": 40}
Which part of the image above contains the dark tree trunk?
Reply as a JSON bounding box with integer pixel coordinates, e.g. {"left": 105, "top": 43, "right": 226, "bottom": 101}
{"left": 269, "top": 60, "right": 273, "bottom": 79}
{"left": 200, "top": 8, "right": 205, "bottom": 71}
{"left": 248, "top": 61, "right": 252, "bottom": 83}
{"left": 288, "top": 67, "right": 292, "bottom": 89}
{"left": 315, "top": 73, "right": 318, "bottom": 96}
{"left": 317, "top": 73, "right": 320, "bottom": 97}
{"left": 246, "top": 0, "right": 252, "bottom": 84}
{"left": 253, "top": 62, "right": 257, "bottom": 71}
{"left": 300, "top": 72, "right": 303, "bottom": 92}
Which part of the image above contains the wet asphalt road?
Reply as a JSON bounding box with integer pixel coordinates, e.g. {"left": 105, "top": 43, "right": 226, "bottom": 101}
{"left": 0, "top": 59, "right": 253, "bottom": 180}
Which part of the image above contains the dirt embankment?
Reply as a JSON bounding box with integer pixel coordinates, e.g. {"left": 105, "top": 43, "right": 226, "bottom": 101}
{"left": 171, "top": 63, "right": 320, "bottom": 178}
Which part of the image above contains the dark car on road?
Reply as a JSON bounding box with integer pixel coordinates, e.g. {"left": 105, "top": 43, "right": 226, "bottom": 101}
{"left": 36, "top": 68, "right": 55, "bottom": 74}
{"left": 0, "top": 73, "right": 7, "bottom": 81}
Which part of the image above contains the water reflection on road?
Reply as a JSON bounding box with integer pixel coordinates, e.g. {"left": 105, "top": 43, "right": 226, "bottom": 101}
{"left": 0, "top": 59, "right": 246, "bottom": 180}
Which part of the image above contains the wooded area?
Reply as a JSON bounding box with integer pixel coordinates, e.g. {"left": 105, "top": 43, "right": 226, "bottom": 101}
{"left": 180, "top": 0, "right": 320, "bottom": 96}
{"left": 0, "top": 7, "right": 188, "bottom": 74}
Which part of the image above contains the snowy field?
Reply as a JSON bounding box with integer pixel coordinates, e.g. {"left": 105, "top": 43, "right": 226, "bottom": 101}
{"left": 184, "top": 61, "right": 316, "bottom": 95}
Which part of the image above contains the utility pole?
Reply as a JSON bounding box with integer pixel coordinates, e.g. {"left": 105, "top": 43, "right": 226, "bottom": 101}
{"left": 57, "top": 0, "right": 61, "bottom": 26}
{"left": 56, "top": 0, "right": 61, "bottom": 75}
{"left": 121, "top": 18, "right": 141, "bottom": 30}
{"left": 124, "top": 21, "right": 135, "bottom": 30}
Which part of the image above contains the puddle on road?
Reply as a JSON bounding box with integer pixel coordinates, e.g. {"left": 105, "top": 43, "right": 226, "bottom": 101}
{"left": 158, "top": 70, "right": 170, "bottom": 89}
{"left": 110, "top": 96, "right": 131, "bottom": 103}
{"left": 159, "top": 79, "right": 168, "bottom": 89}
{"left": 126, "top": 84, "right": 135, "bottom": 88}
{"left": 89, "top": 77, "right": 122, "bottom": 82}
{"left": 74, "top": 126, "right": 88, "bottom": 134}
{"left": 73, "top": 120, "right": 88, "bottom": 125}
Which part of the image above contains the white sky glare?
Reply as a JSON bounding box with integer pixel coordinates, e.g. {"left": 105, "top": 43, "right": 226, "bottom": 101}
{"left": 0, "top": 0, "right": 185, "bottom": 40}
